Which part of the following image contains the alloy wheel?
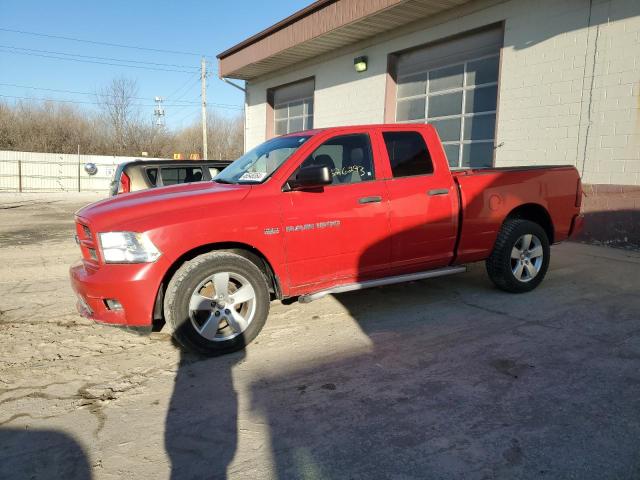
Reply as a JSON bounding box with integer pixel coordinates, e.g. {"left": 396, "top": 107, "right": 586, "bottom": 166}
{"left": 189, "top": 272, "right": 256, "bottom": 341}
{"left": 510, "top": 234, "right": 544, "bottom": 282}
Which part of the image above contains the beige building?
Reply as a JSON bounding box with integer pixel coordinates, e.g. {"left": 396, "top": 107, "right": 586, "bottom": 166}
{"left": 218, "top": 0, "right": 640, "bottom": 246}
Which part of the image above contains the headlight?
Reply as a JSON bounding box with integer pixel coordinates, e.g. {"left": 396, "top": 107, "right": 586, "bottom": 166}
{"left": 98, "top": 232, "right": 161, "bottom": 263}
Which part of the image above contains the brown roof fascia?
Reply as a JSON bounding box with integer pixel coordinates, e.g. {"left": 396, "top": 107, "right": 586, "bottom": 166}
{"left": 217, "top": 0, "right": 338, "bottom": 59}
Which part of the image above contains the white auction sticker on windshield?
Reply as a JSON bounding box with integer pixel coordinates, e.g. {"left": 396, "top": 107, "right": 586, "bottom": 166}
{"left": 239, "top": 172, "right": 267, "bottom": 182}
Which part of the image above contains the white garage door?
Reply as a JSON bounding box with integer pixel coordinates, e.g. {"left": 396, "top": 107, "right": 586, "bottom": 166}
{"left": 395, "top": 27, "right": 503, "bottom": 168}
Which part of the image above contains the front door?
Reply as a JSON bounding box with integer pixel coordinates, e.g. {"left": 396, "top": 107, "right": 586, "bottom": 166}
{"left": 280, "top": 133, "right": 390, "bottom": 290}
{"left": 380, "top": 130, "right": 458, "bottom": 270}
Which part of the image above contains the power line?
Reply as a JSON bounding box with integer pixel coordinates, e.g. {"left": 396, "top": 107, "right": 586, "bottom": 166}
{"left": 165, "top": 74, "right": 201, "bottom": 100}
{"left": 0, "top": 26, "right": 213, "bottom": 58}
{"left": 166, "top": 81, "right": 203, "bottom": 118}
{"left": 0, "top": 44, "right": 201, "bottom": 70}
{"left": 0, "top": 47, "right": 196, "bottom": 73}
{"left": 168, "top": 76, "right": 202, "bottom": 103}
{"left": 175, "top": 108, "right": 201, "bottom": 127}
{"left": 0, "top": 94, "right": 243, "bottom": 109}
{"left": 168, "top": 103, "right": 196, "bottom": 119}
{"left": 0, "top": 82, "right": 203, "bottom": 104}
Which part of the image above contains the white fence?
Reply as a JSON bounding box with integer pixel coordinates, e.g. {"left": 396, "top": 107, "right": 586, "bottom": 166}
{"left": 0, "top": 150, "right": 166, "bottom": 192}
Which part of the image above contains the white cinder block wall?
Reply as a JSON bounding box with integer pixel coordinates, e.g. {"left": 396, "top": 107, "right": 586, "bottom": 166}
{"left": 499, "top": 0, "right": 640, "bottom": 185}
{"left": 244, "top": 0, "right": 640, "bottom": 186}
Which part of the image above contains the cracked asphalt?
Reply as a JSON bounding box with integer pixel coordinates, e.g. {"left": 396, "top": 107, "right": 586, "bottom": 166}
{"left": 1, "top": 192, "right": 639, "bottom": 480}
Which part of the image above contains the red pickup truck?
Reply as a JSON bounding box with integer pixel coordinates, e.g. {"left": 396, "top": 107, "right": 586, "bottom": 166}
{"left": 70, "top": 124, "right": 583, "bottom": 355}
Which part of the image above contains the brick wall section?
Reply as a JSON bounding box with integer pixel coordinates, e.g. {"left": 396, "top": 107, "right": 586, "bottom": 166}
{"left": 244, "top": 0, "right": 640, "bottom": 187}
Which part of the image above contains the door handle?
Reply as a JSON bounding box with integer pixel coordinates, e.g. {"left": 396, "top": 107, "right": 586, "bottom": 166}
{"left": 428, "top": 189, "right": 449, "bottom": 196}
{"left": 358, "top": 195, "right": 382, "bottom": 204}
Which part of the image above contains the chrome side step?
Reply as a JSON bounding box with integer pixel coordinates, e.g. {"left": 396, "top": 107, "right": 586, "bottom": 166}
{"left": 298, "top": 265, "right": 467, "bottom": 303}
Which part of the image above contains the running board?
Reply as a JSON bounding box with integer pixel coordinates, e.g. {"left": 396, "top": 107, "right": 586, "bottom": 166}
{"left": 298, "top": 266, "right": 467, "bottom": 304}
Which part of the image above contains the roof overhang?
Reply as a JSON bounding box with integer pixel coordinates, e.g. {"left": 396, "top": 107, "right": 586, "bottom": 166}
{"left": 217, "top": 0, "right": 474, "bottom": 80}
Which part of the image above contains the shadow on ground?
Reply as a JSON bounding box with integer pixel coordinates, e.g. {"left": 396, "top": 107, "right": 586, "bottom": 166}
{"left": 0, "top": 428, "right": 91, "bottom": 480}
{"left": 165, "top": 344, "right": 244, "bottom": 479}
{"left": 164, "top": 247, "right": 640, "bottom": 479}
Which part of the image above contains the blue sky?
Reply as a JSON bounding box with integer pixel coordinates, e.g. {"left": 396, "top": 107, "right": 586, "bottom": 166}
{"left": 0, "top": 0, "right": 310, "bottom": 129}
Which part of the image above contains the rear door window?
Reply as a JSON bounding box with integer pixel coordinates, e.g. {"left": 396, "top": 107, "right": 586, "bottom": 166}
{"left": 160, "top": 167, "right": 204, "bottom": 186}
{"left": 146, "top": 168, "right": 159, "bottom": 186}
{"left": 382, "top": 131, "right": 434, "bottom": 178}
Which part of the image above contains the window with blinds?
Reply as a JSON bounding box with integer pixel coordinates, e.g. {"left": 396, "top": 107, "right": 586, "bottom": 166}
{"left": 394, "top": 27, "right": 503, "bottom": 168}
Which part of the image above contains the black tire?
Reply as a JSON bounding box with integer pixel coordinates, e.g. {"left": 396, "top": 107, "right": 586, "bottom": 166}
{"left": 164, "top": 251, "right": 270, "bottom": 356}
{"left": 486, "top": 218, "right": 550, "bottom": 293}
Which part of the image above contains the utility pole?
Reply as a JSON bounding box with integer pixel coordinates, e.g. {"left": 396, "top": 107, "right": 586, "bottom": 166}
{"left": 201, "top": 57, "right": 208, "bottom": 160}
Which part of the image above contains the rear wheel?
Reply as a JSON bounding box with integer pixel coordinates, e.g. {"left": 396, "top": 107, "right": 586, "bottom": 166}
{"left": 164, "top": 251, "right": 270, "bottom": 356}
{"left": 486, "top": 219, "right": 550, "bottom": 293}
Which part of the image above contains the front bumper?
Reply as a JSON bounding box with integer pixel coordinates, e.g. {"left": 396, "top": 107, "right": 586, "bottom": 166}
{"left": 69, "top": 259, "right": 165, "bottom": 328}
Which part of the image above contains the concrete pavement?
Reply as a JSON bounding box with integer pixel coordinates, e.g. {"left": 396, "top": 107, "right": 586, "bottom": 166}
{"left": 0, "top": 193, "right": 639, "bottom": 480}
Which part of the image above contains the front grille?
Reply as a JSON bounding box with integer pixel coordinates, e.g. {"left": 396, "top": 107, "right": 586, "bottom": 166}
{"left": 76, "top": 222, "right": 99, "bottom": 265}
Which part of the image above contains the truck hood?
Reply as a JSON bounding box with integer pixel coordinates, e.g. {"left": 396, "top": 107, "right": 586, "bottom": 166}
{"left": 76, "top": 181, "right": 251, "bottom": 232}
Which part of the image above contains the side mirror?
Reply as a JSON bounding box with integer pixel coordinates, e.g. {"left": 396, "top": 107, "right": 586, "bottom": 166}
{"left": 289, "top": 165, "right": 332, "bottom": 190}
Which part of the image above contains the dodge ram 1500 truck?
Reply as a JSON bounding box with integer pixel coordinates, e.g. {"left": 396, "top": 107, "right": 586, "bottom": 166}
{"left": 70, "top": 124, "right": 584, "bottom": 355}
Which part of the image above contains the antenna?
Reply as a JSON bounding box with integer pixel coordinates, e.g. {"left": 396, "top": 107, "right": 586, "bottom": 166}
{"left": 154, "top": 96, "right": 165, "bottom": 126}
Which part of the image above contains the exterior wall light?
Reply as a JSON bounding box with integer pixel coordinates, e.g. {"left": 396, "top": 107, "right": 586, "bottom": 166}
{"left": 354, "top": 56, "right": 368, "bottom": 73}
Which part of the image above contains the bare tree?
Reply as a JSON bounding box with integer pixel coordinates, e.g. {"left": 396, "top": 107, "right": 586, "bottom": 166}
{"left": 0, "top": 100, "right": 98, "bottom": 154}
{"left": 208, "top": 113, "right": 244, "bottom": 160}
{"left": 0, "top": 101, "right": 15, "bottom": 150}
{"left": 96, "top": 77, "right": 141, "bottom": 155}
{"left": 0, "top": 77, "right": 245, "bottom": 158}
{"left": 172, "top": 112, "right": 244, "bottom": 160}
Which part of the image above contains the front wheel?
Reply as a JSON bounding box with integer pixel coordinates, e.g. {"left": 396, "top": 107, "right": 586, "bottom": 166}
{"left": 486, "top": 219, "right": 550, "bottom": 293}
{"left": 164, "top": 251, "right": 270, "bottom": 356}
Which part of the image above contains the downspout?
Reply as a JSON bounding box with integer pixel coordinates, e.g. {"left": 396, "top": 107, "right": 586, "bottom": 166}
{"left": 577, "top": 0, "right": 604, "bottom": 179}
{"left": 221, "top": 78, "right": 248, "bottom": 153}
{"left": 221, "top": 78, "right": 246, "bottom": 93}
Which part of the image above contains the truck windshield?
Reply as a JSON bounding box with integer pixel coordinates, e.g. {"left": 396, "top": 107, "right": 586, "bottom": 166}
{"left": 215, "top": 135, "right": 311, "bottom": 184}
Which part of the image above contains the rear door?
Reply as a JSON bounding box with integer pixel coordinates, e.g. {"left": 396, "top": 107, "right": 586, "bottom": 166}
{"left": 281, "top": 132, "right": 391, "bottom": 289}
{"left": 380, "top": 129, "right": 458, "bottom": 270}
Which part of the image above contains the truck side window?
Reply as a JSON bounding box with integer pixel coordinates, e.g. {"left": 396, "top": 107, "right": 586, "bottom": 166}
{"left": 146, "top": 168, "right": 159, "bottom": 186}
{"left": 161, "top": 167, "right": 204, "bottom": 186}
{"left": 383, "top": 131, "right": 434, "bottom": 178}
{"left": 298, "top": 134, "right": 375, "bottom": 185}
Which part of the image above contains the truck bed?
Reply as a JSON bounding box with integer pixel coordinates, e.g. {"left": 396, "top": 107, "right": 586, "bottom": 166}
{"left": 451, "top": 164, "right": 581, "bottom": 264}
